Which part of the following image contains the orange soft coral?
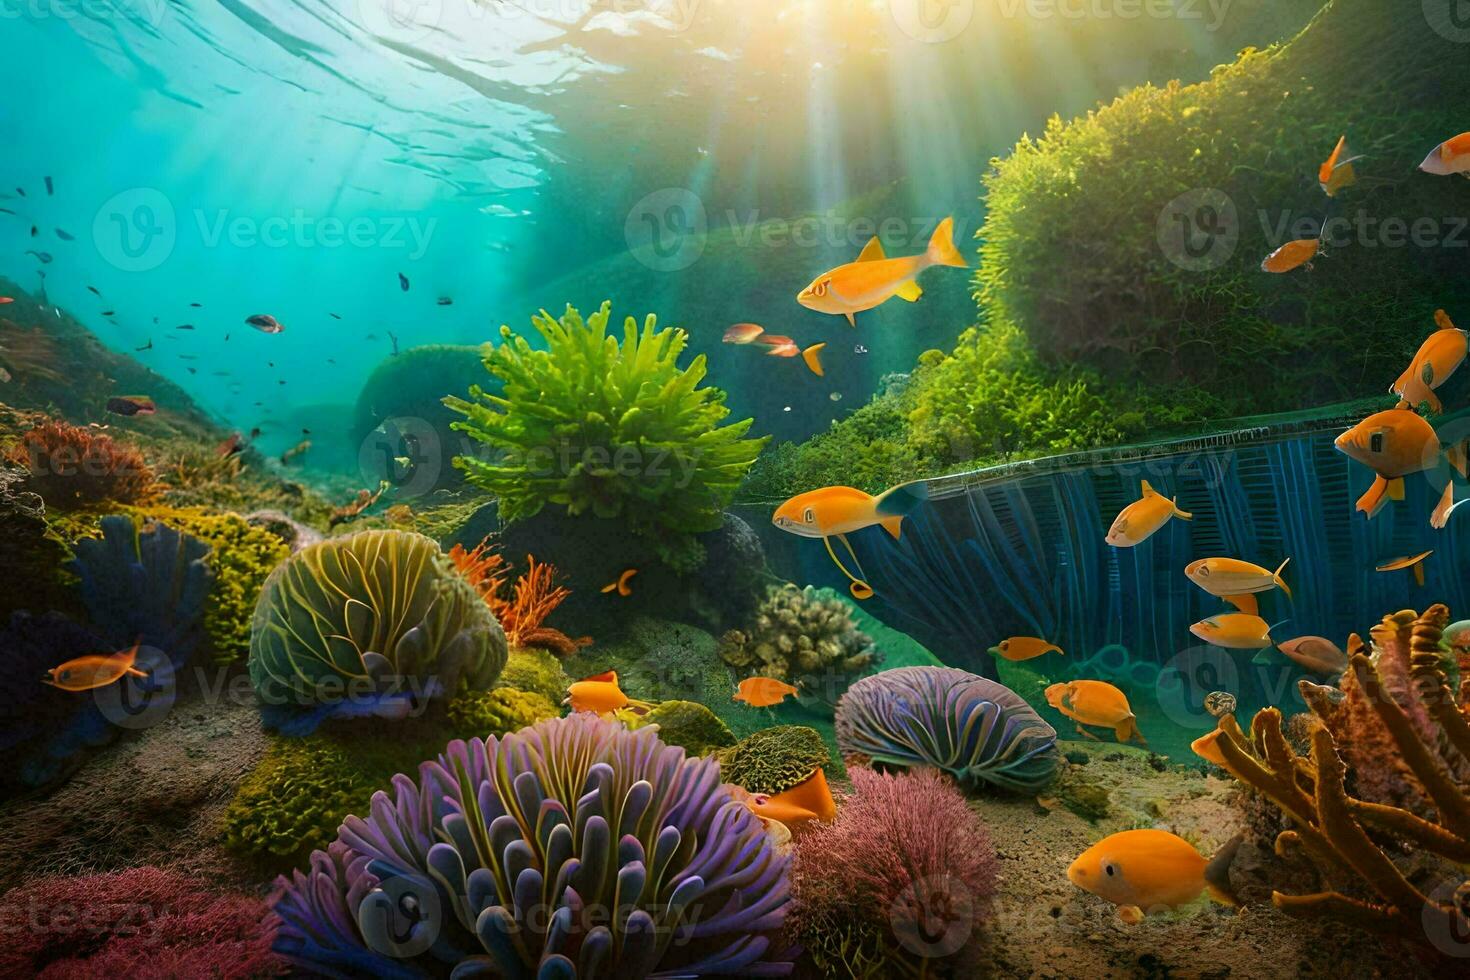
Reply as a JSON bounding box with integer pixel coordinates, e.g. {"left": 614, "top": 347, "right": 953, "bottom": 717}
{"left": 448, "top": 538, "right": 590, "bottom": 654}
{"left": 6, "top": 418, "right": 160, "bottom": 509}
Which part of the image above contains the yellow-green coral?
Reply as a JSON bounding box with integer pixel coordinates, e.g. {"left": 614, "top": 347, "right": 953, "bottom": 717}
{"left": 718, "top": 725, "right": 833, "bottom": 794}
{"left": 622, "top": 700, "right": 736, "bottom": 756}
{"left": 498, "top": 647, "right": 573, "bottom": 704}
{"left": 446, "top": 686, "right": 559, "bottom": 740}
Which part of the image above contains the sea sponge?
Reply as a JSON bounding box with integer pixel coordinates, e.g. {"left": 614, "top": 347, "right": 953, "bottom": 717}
{"left": 6, "top": 418, "right": 159, "bottom": 509}
{"left": 718, "top": 585, "right": 881, "bottom": 706}
{"left": 719, "top": 725, "right": 832, "bottom": 795}
{"left": 247, "top": 529, "right": 507, "bottom": 731}
{"left": 445, "top": 686, "right": 559, "bottom": 739}
{"left": 624, "top": 699, "right": 736, "bottom": 756}
{"left": 267, "top": 714, "right": 795, "bottom": 977}
{"left": 835, "top": 666, "right": 1060, "bottom": 794}
{"left": 497, "top": 646, "right": 573, "bottom": 703}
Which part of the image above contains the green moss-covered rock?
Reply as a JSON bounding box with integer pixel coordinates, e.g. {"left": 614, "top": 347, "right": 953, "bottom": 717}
{"left": 445, "top": 686, "right": 559, "bottom": 739}
{"left": 718, "top": 725, "right": 833, "bottom": 795}
{"left": 1057, "top": 766, "right": 1112, "bottom": 822}
{"left": 625, "top": 700, "right": 735, "bottom": 756}
{"left": 498, "top": 647, "right": 573, "bottom": 704}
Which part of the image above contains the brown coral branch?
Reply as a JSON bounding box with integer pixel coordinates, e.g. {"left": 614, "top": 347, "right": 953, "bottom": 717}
{"left": 1350, "top": 799, "right": 1470, "bottom": 862}
{"left": 1270, "top": 891, "right": 1406, "bottom": 933}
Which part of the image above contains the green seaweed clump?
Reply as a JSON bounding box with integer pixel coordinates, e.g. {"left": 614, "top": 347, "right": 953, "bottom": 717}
{"left": 718, "top": 724, "right": 832, "bottom": 795}
{"left": 622, "top": 699, "right": 736, "bottom": 756}
{"left": 718, "top": 584, "right": 880, "bottom": 704}
{"left": 497, "top": 646, "right": 572, "bottom": 704}
{"left": 446, "top": 301, "right": 767, "bottom": 571}
{"left": 445, "top": 686, "right": 559, "bottom": 739}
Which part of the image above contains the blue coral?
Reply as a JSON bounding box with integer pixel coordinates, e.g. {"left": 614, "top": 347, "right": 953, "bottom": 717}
{"left": 268, "top": 714, "right": 794, "bottom": 978}
{"left": 834, "top": 665, "right": 1060, "bottom": 793}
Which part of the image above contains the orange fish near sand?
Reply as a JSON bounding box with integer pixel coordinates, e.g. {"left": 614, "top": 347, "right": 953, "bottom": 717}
{"left": 797, "top": 217, "right": 967, "bottom": 327}
{"left": 745, "top": 768, "right": 837, "bottom": 830}
{"left": 1318, "top": 135, "right": 1361, "bottom": 197}
{"left": 43, "top": 641, "right": 147, "bottom": 692}
{"left": 772, "top": 480, "right": 929, "bottom": 599}
{"left": 1391, "top": 309, "right": 1466, "bottom": 414}
{"left": 601, "top": 568, "right": 637, "bottom": 597}
{"left": 1044, "top": 680, "right": 1146, "bottom": 746}
{"left": 1105, "top": 480, "right": 1191, "bottom": 547}
{"left": 989, "top": 637, "right": 1063, "bottom": 662}
{"left": 1068, "top": 829, "right": 1229, "bottom": 924}
{"left": 1334, "top": 409, "right": 1467, "bottom": 526}
{"left": 1420, "top": 132, "right": 1470, "bottom": 177}
{"left": 733, "top": 676, "right": 799, "bottom": 708}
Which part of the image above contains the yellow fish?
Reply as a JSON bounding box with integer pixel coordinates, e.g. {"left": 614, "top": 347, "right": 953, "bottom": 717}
{"left": 601, "top": 568, "right": 637, "bottom": 597}
{"left": 1184, "top": 558, "right": 1291, "bottom": 617}
{"left": 1105, "top": 480, "right": 1191, "bottom": 547}
{"left": 1392, "top": 310, "right": 1466, "bottom": 414}
{"left": 772, "top": 480, "right": 928, "bottom": 600}
{"left": 1190, "top": 612, "right": 1274, "bottom": 649}
{"left": 42, "top": 641, "right": 147, "bottom": 692}
{"left": 1334, "top": 409, "right": 1468, "bottom": 526}
{"left": 1068, "top": 829, "right": 1227, "bottom": 922}
{"left": 1376, "top": 550, "right": 1433, "bottom": 587}
{"left": 1044, "top": 680, "right": 1145, "bottom": 746}
{"left": 797, "top": 217, "right": 967, "bottom": 327}
{"left": 1317, "top": 134, "right": 1361, "bottom": 197}
{"left": 989, "top": 636, "right": 1063, "bottom": 662}
{"left": 563, "top": 670, "right": 651, "bottom": 718}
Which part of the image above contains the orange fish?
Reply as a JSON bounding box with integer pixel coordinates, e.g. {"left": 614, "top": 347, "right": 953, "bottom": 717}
{"left": 216, "top": 432, "right": 244, "bottom": 458}
{"left": 564, "top": 670, "right": 650, "bottom": 717}
{"left": 989, "top": 637, "right": 1063, "bottom": 662}
{"left": 723, "top": 323, "right": 765, "bottom": 344}
{"left": 1317, "top": 135, "right": 1361, "bottom": 197}
{"left": 1391, "top": 310, "right": 1466, "bottom": 414}
{"left": 745, "top": 768, "right": 836, "bottom": 829}
{"left": 1260, "top": 237, "right": 1321, "bottom": 274}
{"left": 1044, "top": 680, "right": 1146, "bottom": 746}
{"left": 757, "top": 334, "right": 795, "bottom": 349}
{"left": 1105, "top": 480, "right": 1191, "bottom": 547}
{"left": 800, "top": 343, "right": 825, "bottom": 377}
{"left": 1376, "top": 550, "right": 1433, "bottom": 587}
{"left": 797, "top": 217, "right": 967, "bottom": 327}
{"left": 601, "top": 568, "right": 637, "bottom": 597}
{"left": 733, "top": 676, "right": 799, "bottom": 707}
{"left": 772, "top": 480, "right": 928, "bottom": 600}
{"left": 1334, "top": 409, "right": 1467, "bottom": 525}
{"left": 1420, "top": 132, "right": 1470, "bottom": 177}
{"left": 1068, "top": 829, "right": 1228, "bottom": 923}
{"left": 0, "top": 296, "right": 13, "bottom": 304}
{"left": 1276, "top": 636, "right": 1348, "bottom": 675}
{"left": 43, "top": 641, "right": 147, "bottom": 692}
{"left": 764, "top": 343, "right": 799, "bottom": 357}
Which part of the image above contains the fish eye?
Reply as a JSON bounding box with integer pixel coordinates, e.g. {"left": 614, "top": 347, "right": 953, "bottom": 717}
{"left": 1103, "top": 863, "right": 1116, "bottom": 877}
{"left": 1369, "top": 431, "right": 1384, "bottom": 453}
{"left": 803, "top": 507, "right": 814, "bottom": 523}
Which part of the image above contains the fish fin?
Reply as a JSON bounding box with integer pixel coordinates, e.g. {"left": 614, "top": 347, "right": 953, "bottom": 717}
{"left": 1118, "top": 906, "right": 1144, "bottom": 926}
{"left": 601, "top": 582, "right": 617, "bottom": 593}
{"left": 925, "top": 216, "right": 966, "bottom": 268}
{"left": 1388, "top": 477, "right": 1405, "bottom": 501}
{"left": 1223, "top": 593, "right": 1258, "bottom": 615}
{"left": 1426, "top": 387, "right": 1444, "bottom": 415}
{"left": 1357, "top": 475, "right": 1390, "bottom": 518}
{"left": 1117, "top": 717, "right": 1147, "bottom": 747}
{"left": 1432, "top": 482, "right": 1458, "bottom": 529}
{"left": 1435, "top": 308, "right": 1456, "bottom": 331}
{"left": 1140, "top": 479, "right": 1156, "bottom": 497}
{"left": 1447, "top": 441, "right": 1469, "bottom": 478}
{"left": 845, "top": 312, "right": 855, "bottom": 328}
{"left": 856, "top": 236, "right": 885, "bottom": 262}
{"left": 125, "top": 667, "right": 148, "bottom": 679}
{"left": 1205, "top": 883, "right": 1238, "bottom": 907}
{"left": 880, "top": 515, "right": 903, "bottom": 540}
{"left": 894, "top": 279, "right": 922, "bottom": 302}
{"left": 1273, "top": 558, "right": 1292, "bottom": 599}
{"left": 1172, "top": 499, "right": 1193, "bottom": 520}
{"left": 801, "top": 343, "right": 826, "bottom": 377}
{"left": 849, "top": 581, "right": 874, "bottom": 600}
{"left": 874, "top": 479, "right": 929, "bottom": 518}
{"left": 1414, "top": 563, "right": 1426, "bottom": 587}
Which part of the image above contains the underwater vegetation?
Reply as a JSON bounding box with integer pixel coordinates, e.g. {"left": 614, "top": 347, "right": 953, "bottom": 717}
{"left": 0, "top": 461, "right": 79, "bottom": 621}
{"left": 7, "top": 418, "right": 160, "bottom": 509}
{"left": 498, "top": 646, "right": 574, "bottom": 704}
{"left": 447, "top": 537, "right": 589, "bottom": 656}
{"left": 789, "top": 768, "right": 999, "bottom": 978}
{"left": 718, "top": 583, "right": 880, "bottom": 706}
{"left": 621, "top": 699, "right": 736, "bottom": 757}
{"left": 1210, "top": 604, "right": 1470, "bottom": 945}
{"left": 444, "top": 685, "right": 560, "bottom": 739}
{"left": 718, "top": 725, "right": 834, "bottom": 796}
{"left": 268, "top": 714, "right": 794, "bottom": 977}
{"left": 247, "top": 528, "right": 507, "bottom": 733}
{"left": 835, "top": 666, "right": 1060, "bottom": 794}
{"left": 446, "top": 301, "right": 767, "bottom": 571}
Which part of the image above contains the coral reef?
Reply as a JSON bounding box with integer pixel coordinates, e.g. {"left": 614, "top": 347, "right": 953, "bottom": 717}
{"left": 1213, "top": 605, "right": 1470, "bottom": 946}
{"left": 498, "top": 646, "right": 574, "bottom": 704}
{"left": 789, "top": 768, "right": 999, "bottom": 976}
{"left": 267, "top": 714, "right": 795, "bottom": 976}
{"left": 7, "top": 418, "right": 160, "bottom": 509}
{"left": 718, "top": 726, "right": 833, "bottom": 795}
{"left": 835, "top": 666, "right": 1060, "bottom": 794}
{"left": 445, "top": 685, "right": 559, "bottom": 738}
{"left": 718, "top": 584, "right": 880, "bottom": 706}
{"left": 623, "top": 699, "right": 736, "bottom": 756}
{"left": 447, "top": 537, "right": 589, "bottom": 655}
{"left": 0, "top": 866, "right": 281, "bottom": 979}
{"left": 446, "top": 301, "right": 767, "bottom": 571}
{"left": 247, "top": 529, "right": 507, "bottom": 732}
{"left": 0, "top": 462, "right": 79, "bottom": 621}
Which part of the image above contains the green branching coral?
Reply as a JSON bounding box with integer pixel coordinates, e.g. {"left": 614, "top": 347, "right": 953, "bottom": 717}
{"left": 497, "top": 647, "right": 572, "bottom": 704}
{"left": 445, "top": 301, "right": 767, "bottom": 571}
{"left": 445, "top": 686, "right": 559, "bottom": 739}
{"left": 719, "top": 584, "right": 881, "bottom": 704}
{"left": 718, "top": 724, "right": 833, "bottom": 794}
{"left": 248, "top": 530, "right": 507, "bottom": 722}
{"left": 623, "top": 699, "right": 736, "bottom": 756}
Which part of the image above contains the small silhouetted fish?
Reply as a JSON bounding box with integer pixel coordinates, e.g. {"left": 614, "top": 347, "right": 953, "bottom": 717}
{"left": 278, "top": 379, "right": 286, "bottom": 385}
{"left": 87, "top": 285, "right": 100, "bottom": 296}
{"left": 327, "top": 357, "right": 337, "bottom": 364}
{"left": 301, "top": 427, "right": 311, "bottom": 435}
{"left": 177, "top": 354, "right": 197, "bottom": 360}
{"left": 436, "top": 296, "right": 452, "bottom": 306}
{"left": 29, "top": 226, "right": 37, "bottom": 237}
{"left": 44, "top": 177, "right": 53, "bottom": 196}
{"left": 216, "top": 433, "right": 243, "bottom": 458}
{"left": 55, "top": 229, "right": 74, "bottom": 241}
{"left": 211, "top": 370, "right": 229, "bottom": 377}
{"left": 249, "top": 427, "right": 261, "bottom": 439}
{"left": 187, "top": 367, "right": 197, "bottom": 375}
{"left": 267, "top": 361, "right": 274, "bottom": 368}
{"left": 134, "top": 340, "right": 152, "bottom": 352}
{"left": 101, "top": 310, "right": 115, "bottom": 316}
{"left": 177, "top": 324, "right": 194, "bottom": 330}
{"left": 23, "top": 251, "right": 45, "bottom": 265}
{"left": 189, "top": 302, "right": 202, "bottom": 308}
{"left": 0, "top": 208, "right": 14, "bottom": 215}
{"left": 16, "top": 187, "right": 25, "bottom": 197}
{"left": 365, "top": 333, "right": 378, "bottom": 341}
{"left": 224, "top": 334, "right": 230, "bottom": 341}
{"left": 398, "top": 273, "right": 409, "bottom": 292}
{"left": 152, "top": 316, "right": 159, "bottom": 324}
{"left": 106, "top": 395, "right": 157, "bottom": 417}
{"left": 246, "top": 314, "right": 283, "bottom": 333}
{"left": 329, "top": 312, "right": 341, "bottom": 320}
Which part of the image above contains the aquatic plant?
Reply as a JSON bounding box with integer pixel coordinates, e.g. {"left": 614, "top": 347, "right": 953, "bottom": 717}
{"left": 0, "top": 462, "right": 79, "bottom": 622}
{"left": 498, "top": 646, "right": 574, "bottom": 704}
{"left": 446, "top": 301, "right": 767, "bottom": 571}
{"left": 447, "top": 537, "right": 589, "bottom": 655}
{"left": 718, "top": 584, "right": 880, "bottom": 705}
{"left": 789, "top": 768, "right": 998, "bottom": 975}
{"left": 1212, "top": 605, "right": 1470, "bottom": 945}
{"left": 623, "top": 699, "right": 736, "bottom": 757}
{"left": 0, "top": 319, "right": 64, "bottom": 386}
{"left": 445, "top": 685, "right": 559, "bottom": 738}
{"left": 248, "top": 529, "right": 507, "bottom": 730}
{"left": 6, "top": 418, "right": 160, "bottom": 509}
{"left": 718, "top": 725, "right": 832, "bottom": 795}
{"left": 0, "top": 866, "right": 282, "bottom": 979}
{"left": 835, "top": 666, "right": 1060, "bottom": 794}
{"left": 69, "top": 513, "right": 213, "bottom": 658}
{"left": 267, "top": 714, "right": 795, "bottom": 977}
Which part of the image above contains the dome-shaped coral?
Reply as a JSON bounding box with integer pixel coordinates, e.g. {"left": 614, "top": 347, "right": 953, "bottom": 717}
{"left": 248, "top": 529, "right": 506, "bottom": 730}
{"left": 835, "top": 666, "right": 1059, "bottom": 794}
{"left": 267, "top": 714, "right": 794, "bottom": 977}
{"left": 718, "top": 585, "right": 880, "bottom": 706}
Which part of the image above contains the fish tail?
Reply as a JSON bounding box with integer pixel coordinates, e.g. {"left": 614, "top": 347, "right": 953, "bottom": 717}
{"left": 1435, "top": 308, "right": 1456, "bottom": 332}
{"left": 1273, "top": 558, "right": 1292, "bottom": 599}
{"left": 1173, "top": 499, "right": 1192, "bottom": 520}
{"left": 874, "top": 479, "right": 930, "bottom": 518}
{"left": 1432, "top": 482, "right": 1457, "bottom": 529}
{"left": 925, "top": 216, "right": 966, "bottom": 268}
{"left": 801, "top": 343, "right": 826, "bottom": 377}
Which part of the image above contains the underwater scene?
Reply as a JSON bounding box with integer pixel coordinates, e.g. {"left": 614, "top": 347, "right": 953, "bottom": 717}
{"left": 4, "top": 0, "right": 1470, "bottom": 975}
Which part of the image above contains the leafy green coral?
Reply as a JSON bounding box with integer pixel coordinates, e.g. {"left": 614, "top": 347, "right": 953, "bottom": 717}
{"left": 718, "top": 584, "right": 881, "bottom": 706}
{"left": 718, "top": 725, "right": 833, "bottom": 794}
{"left": 445, "top": 686, "right": 559, "bottom": 739}
{"left": 497, "top": 647, "right": 572, "bottom": 704}
{"left": 622, "top": 700, "right": 736, "bottom": 756}
{"left": 446, "top": 302, "right": 767, "bottom": 570}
